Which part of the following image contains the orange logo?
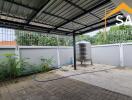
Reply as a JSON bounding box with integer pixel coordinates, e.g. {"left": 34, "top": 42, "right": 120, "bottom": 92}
{"left": 103, "top": 2, "right": 132, "bottom": 20}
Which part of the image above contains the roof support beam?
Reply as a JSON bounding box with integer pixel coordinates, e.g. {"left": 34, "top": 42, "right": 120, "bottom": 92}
{"left": 26, "top": 0, "right": 50, "bottom": 24}
{"left": 4, "top": 0, "right": 37, "bottom": 10}
{"left": 43, "top": 11, "right": 87, "bottom": 27}
{"left": 0, "top": 19, "right": 69, "bottom": 34}
{"left": 64, "top": 0, "right": 101, "bottom": 20}
{"left": 64, "top": 0, "right": 86, "bottom": 12}
{"left": 55, "top": 0, "right": 110, "bottom": 29}
{"left": 73, "top": 14, "right": 121, "bottom": 33}
{"left": 1, "top": 0, "right": 121, "bottom": 36}
{"left": 66, "top": 13, "right": 124, "bottom": 35}
{"left": 78, "top": 17, "right": 126, "bottom": 35}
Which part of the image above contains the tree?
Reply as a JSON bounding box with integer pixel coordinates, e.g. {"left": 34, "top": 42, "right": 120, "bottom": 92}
{"left": 15, "top": 30, "right": 72, "bottom": 46}
{"left": 15, "top": 25, "right": 132, "bottom": 46}
{"left": 77, "top": 25, "right": 132, "bottom": 45}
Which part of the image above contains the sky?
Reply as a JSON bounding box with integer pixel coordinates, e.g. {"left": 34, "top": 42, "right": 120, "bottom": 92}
{"left": 0, "top": 28, "right": 15, "bottom": 41}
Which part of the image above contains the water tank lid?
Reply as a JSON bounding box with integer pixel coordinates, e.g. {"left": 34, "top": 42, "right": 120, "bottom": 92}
{"left": 76, "top": 41, "right": 90, "bottom": 44}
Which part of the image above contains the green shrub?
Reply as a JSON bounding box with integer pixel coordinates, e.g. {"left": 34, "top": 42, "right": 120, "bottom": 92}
{"left": 0, "top": 53, "right": 54, "bottom": 81}
{"left": 19, "top": 57, "right": 53, "bottom": 75}
{"left": 0, "top": 53, "right": 20, "bottom": 80}
{"left": 0, "top": 61, "right": 9, "bottom": 80}
{"left": 19, "top": 57, "right": 38, "bottom": 75}
{"left": 40, "top": 57, "right": 53, "bottom": 72}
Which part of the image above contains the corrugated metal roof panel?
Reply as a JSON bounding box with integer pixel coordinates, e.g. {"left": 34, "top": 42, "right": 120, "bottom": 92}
{"left": 74, "top": 13, "right": 99, "bottom": 25}
{"left": 34, "top": 13, "right": 66, "bottom": 26}
{"left": 77, "top": 27, "right": 91, "bottom": 32}
{"left": 0, "top": 0, "right": 123, "bottom": 35}
{"left": 0, "top": 1, "right": 34, "bottom": 19}
{"left": 61, "top": 22, "right": 85, "bottom": 30}
{"left": 91, "top": 2, "right": 115, "bottom": 18}
{"left": 44, "top": 0, "right": 82, "bottom": 19}
{"left": 81, "top": 0, "right": 101, "bottom": 10}
{"left": 13, "top": 0, "right": 49, "bottom": 9}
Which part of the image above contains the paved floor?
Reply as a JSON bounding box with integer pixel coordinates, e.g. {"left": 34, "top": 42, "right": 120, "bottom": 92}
{"left": 56, "top": 64, "right": 132, "bottom": 97}
{"left": 0, "top": 71, "right": 132, "bottom": 100}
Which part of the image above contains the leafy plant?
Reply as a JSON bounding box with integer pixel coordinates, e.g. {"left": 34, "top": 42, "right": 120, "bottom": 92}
{"left": 0, "top": 60, "right": 9, "bottom": 80}
{"left": 19, "top": 57, "right": 38, "bottom": 75}
{"left": 0, "top": 53, "right": 54, "bottom": 81}
{"left": 18, "top": 57, "right": 31, "bottom": 76}
{"left": 0, "top": 53, "right": 21, "bottom": 80}
{"left": 15, "top": 30, "right": 72, "bottom": 46}
{"left": 40, "top": 57, "right": 53, "bottom": 72}
{"left": 19, "top": 57, "right": 46, "bottom": 75}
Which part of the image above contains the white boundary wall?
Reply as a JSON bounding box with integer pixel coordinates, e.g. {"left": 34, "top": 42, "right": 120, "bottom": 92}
{"left": 91, "top": 43, "right": 132, "bottom": 67}
{"left": 92, "top": 44, "right": 120, "bottom": 66}
{"left": 123, "top": 43, "right": 132, "bottom": 68}
{"left": 0, "top": 46, "right": 73, "bottom": 68}
{"left": 0, "top": 43, "right": 132, "bottom": 68}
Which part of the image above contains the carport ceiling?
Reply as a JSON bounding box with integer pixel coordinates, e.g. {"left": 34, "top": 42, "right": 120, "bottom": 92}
{"left": 0, "top": 0, "right": 124, "bottom": 35}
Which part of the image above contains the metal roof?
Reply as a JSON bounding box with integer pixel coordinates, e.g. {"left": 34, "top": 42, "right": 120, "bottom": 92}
{"left": 0, "top": 0, "right": 124, "bottom": 35}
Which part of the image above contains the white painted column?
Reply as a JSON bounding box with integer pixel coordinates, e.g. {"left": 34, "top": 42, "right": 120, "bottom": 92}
{"left": 15, "top": 45, "right": 20, "bottom": 68}
{"left": 119, "top": 43, "right": 124, "bottom": 67}
{"left": 57, "top": 35, "right": 60, "bottom": 68}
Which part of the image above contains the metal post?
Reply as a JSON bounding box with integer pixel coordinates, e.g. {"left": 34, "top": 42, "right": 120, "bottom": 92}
{"left": 73, "top": 33, "right": 76, "bottom": 70}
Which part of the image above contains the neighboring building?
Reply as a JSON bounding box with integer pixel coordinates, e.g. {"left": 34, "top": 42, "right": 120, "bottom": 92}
{"left": 0, "top": 41, "right": 16, "bottom": 46}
